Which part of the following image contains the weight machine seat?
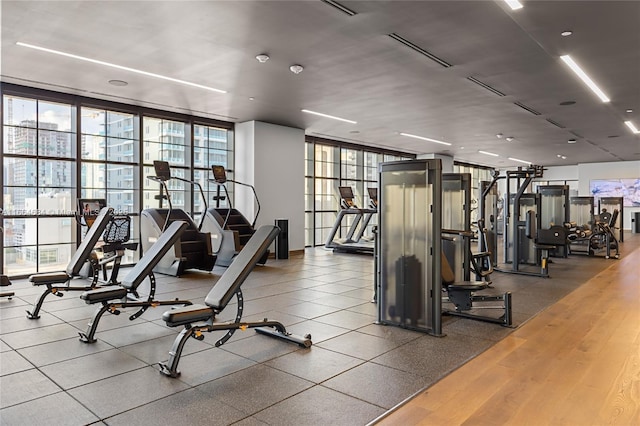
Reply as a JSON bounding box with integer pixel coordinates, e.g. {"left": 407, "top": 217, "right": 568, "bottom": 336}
{"left": 162, "top": 225, "right": 280, "bottom": 327}
{"left": 441, "top": 254, "right": 487, "bottom": 291}
{"left": 29, "top": 207, "right": 113, "bottom": 286}
{"left": 80, "top": 286, "right": 128, "bottom": 303}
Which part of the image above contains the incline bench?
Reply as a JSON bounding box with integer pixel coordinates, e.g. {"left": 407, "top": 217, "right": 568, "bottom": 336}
{"left": 27, "top": 207, "right": 113, "bottom": 319}
{"left": 78, "top": 220, "right": 193, "bottom": 343}
{"left": 159, "top": 225, "right": 312, "bottom": 378}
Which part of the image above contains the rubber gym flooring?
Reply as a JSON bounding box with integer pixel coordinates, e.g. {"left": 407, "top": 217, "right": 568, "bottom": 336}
{"left": 1, "top": 233, "right": 637, "bottom": 425}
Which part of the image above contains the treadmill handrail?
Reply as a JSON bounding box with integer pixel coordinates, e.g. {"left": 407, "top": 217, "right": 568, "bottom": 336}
{"left": 148, "top": 175, "right": 172, "bottom": 231}
{"left": 173, "top": 176, "right": 208, "bottom": 230}
{"left": 209, "top": 178, "right": 261, "bottom": 229}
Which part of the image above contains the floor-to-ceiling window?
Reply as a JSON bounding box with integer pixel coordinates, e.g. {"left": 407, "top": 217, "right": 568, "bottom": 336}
{"left": 304, "top": 136, "right": 414, "bottom": 247}
{"left": 1, "top": 83, "right": 233, "bottom": 278}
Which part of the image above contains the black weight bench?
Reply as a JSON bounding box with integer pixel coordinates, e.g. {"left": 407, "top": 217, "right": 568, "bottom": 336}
{"left": 26, "top": 207, "right": 113, "bottom": 319}
{"left": 441, "top": 252, "right": 512, "bottom": 327}
{"left": 159, "top": 225, "right": 312, "bottom": 378}
{"left": 1, "top": 275, "right": 14, "bottom": 300}
{"left": 78, "top": 220, "right": 193, "bottom": 343}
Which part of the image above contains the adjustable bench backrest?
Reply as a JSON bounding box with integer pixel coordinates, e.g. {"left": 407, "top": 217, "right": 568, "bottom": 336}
{"left": 204, "top": 225, "right": 280, "bottom": 311}
{"left": 609, "top": 209, "right": 619, "bottom": 228}
{"left": 121, "top": 220, "right": 188, "bottom": 290}
{"left": 67, "top": 207, "right": 113, "bottom": 276}
{"left": 441, "top": 252, "right": 457, "bottom": 286}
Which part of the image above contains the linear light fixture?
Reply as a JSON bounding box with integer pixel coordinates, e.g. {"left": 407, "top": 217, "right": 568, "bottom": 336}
{"left": 508, "top": 157, "right": 532, "bottom": 165}
{"left": 320, "top": 0, "right": 357, "bottom": 16}
{"left": 16, "top": 42, "right": 227, "bottom": 94}
{"left": 624, "top": 120, "right": 640, "bottom": 134}
{"left": 400, "top": 132, "right": 452, "bottom": 146}
{"left": 504, "top": 0, "right": 523, "bottom": 10}
{"left": 478, "top": 150, "right": 499, "bottom": 157}
{"left": 301, "top": 109, "right": 357, "bottom": 124}
{"left": 560, "top": 55, "right": 610, "bottom": 103}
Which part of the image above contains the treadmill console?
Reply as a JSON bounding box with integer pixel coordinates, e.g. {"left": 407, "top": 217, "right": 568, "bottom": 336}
{"left": 367, "top": 187, "right": 378, "bottom": 208}
{"left": 212, "top": 165, "right": 227, "bottom": 184}
{"left": 153, "top": 160, "right": 172, "bottom": 181}
{"left": 339, "top": 186, "right": 355, "bottom": 208}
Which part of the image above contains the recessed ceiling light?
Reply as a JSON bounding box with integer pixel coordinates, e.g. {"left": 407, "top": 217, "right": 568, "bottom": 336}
{"left": 290, "top": 64, "right": 304, "bottom": 74}
{"left": 301, "top": 109, "right": 356, "bottom": 124}
{"left": 509, "top": 157, "right": 532, "bottom": 165}
{"left": 496, "top": 133, "right": 503, "bottom": 138}
{"left": 248, "top": 97, "right": 255, "bottom": 101}
{"left": 400, "top": 132, "right": 452, "bottom": 146}
{"left": 16, "top": 41, "right": 227, "bottom": 93}
{"left": 504, "top": 0, "right": 523, "bottom": 10}
{"left": 568, "top": 139, "right": 577, "bottom": 144}
{"left": 108, "top": 79, "right": 128, "bottom": 86}
{"left": 255, "top": 54, "right": 270, "bottom": 63}
{"left": 559, "top": 101, "right": 576, "bottom": 106}
{"left": 624, "top": 120, "right": 640, "bottom": 134}
{"left": 479, "top": 150, "right": 499, "bottom": 157}
{"left": 560, "top": 55, "right": 610, "bottom": 103}
{"left": 626, "top": 109, "right": 633, "bottom": 113}
{"left": 561, "top": 30, "right": 573, "bottom": 37}
{"left": 562, "top": 155, "right": 567, "bottom": 159}
{"left": 505, "top": 136, "right": 514, "bottom": 142}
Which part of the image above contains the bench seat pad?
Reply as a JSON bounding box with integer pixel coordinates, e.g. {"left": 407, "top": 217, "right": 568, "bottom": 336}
{"left": 163, "top": 304, "right": 214, "bottom": 327}
{"left": 80, "top": 286, "right": 128, "bottom": 303}
{"left": 447, "top": 282, "right": 488, "bottom": 291}
{"left": 29, "top": 272, "right": 71, "bottom": 285}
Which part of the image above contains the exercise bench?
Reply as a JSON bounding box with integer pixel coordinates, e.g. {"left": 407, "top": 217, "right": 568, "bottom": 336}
{"left": 159, "top": 225, "right": 312, "bottom": 378}
{"left": 441, "top": 252, "right": 513, "bottom": 327}
{"left": 26, "top": 207, "right": 113, "bottom": 319}
{"left": 78, "top": 220, "right": 193, "bottom": 343}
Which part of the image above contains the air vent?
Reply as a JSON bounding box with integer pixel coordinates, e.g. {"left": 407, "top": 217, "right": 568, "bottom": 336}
{"left": 388, "top": 33, "right": 452, "bottom": 68}
{"left": 321, "top": 0, "right": 357, "bottom": 16}
{"left": 513, "top": 101, "right": 541, "bottom": 116}
{"left": 546, "top": 118, "right": 566, "bottom": 129}
{"left": 467, "top": 77, "right": 505, "bottom": 97}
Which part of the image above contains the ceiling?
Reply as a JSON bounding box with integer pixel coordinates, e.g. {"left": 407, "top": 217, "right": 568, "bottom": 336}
{"left": 2, "top": 0, "right": 639, "bottom": 169}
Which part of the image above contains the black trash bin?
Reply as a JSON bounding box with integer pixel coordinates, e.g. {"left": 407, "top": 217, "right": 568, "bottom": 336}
{"left": 275, "top": 219, "right": 289, "bottom": 259}
{"left": 633, "top": 212, "right": 640, "bottom": 234}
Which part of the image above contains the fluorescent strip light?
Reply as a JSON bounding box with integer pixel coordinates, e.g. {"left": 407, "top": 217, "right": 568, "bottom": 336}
{"left": 400, "top": 132, "right": 452, "bottom": 146}
{"left": 478, "top": 150, "right": 499, "bottom": 157}
{"left": 509, "top": 157, "right": 532, "bottom": 165}
{"left": 560, "top": 55, "right": 610, "bottom": 103}
{"left": 16, "top": 42, "right": 227, "bottom": 94}
{"left": 624, "top": 120, "right": 640, "bottom": 134}
{"left": 504, "top": 0, "right": 523, "bottom": 10}
{"left": 301, "top": 109, "right": 357, "bottom": 124}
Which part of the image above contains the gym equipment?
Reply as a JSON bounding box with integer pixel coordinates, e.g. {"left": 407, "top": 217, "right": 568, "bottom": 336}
{"left": 537, "top": 185, "right": 570, "bottom": 257}
{"left": 203, "top": 165, "right": 269, "bottom": 267}
{"left": 158, "top": 225, "right": 312, "bottom": 378}
{"left": 26, "top": 207, "right": 113, "bottom": 319}
{"left": 481, "top": 165, "right": 552, "bottom": 277}
{"left": 140, "top": 160, "right": 216, "bottom": 276}
{"left": 78, "top": 199, "right": 138, "bottom": 285}
{"left": 598, "top": 197, "right": 624, "bottom": 242}
{"left": 325, "top": 186, "right": 375, "bottom": 254}
{"left": 566, "top": 196, "right": 595, "bottom": 255}
{"left": 354, "top": 187, "right": 378, "bottom": 242}
{"left": 567, "top": 209, "right": 620, "bottom": 259}
{"left": 377, "top": 159, "right": 443, "bottom": 336}
{"left": 0, "top": 226, "right": 15, "bottom": 300}
{"left": 78, "top": 220, "right": 193, "bottom": 343}
{"left": 441, "top": 251, "right": 512, "bottom": 327}
{"left": 479, "top": 177, "right": 499, "bottom": 267}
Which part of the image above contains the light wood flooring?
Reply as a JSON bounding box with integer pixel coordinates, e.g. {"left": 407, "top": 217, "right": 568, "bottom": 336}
{"left": 376, "top": 243, "right": 640, "bottom": 426}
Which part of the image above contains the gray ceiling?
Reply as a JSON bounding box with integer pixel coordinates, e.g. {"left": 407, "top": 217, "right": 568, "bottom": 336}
{"left": 2, "top": 0, "right": 639, "bottom": 168}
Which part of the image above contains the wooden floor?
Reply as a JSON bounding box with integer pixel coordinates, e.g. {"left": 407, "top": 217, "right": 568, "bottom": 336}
{"left": 376, "top": 243, "right": 640, "bottom": 426}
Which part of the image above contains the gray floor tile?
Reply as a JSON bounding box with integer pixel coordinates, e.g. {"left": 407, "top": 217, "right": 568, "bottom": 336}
{"left": 1, "top": 322, "right": 78, "bottom": 348}
{"left": 285, "top": 319, "right": 350, "bottom": 343}
{"left": 314, "top": 309, "right": 376, "bottom": 329}
{"left": 0, "top": 350, "right": 34, "bottom": 376}
{"left": 0, "top": 339, "right": 13, "bottom": 352}
{"left": 40, "top": 348, "right": 147, "bottom": 389}
{"left": 357, "top": 323, "right": 425, "bottom": 345}
{"left": 276, "top": 301, "right": 341, "bottom": 319}
{"left": 317, "top": 330, "right": 400, "bottom": 360}
{"left": 323, "top": 361, "right": 428, "bottom": 409}
{"left": 67, "top": 366, "right": 190, "bottom": 419}
{"left": 105, "top": 388, "right": 247, "bottom": 426}
{"left": 17, "top": 336, "right": 114, "bottom": 367}
{"left": 90, "top": 320, "right": 176, "bottom": 347}
{"left": 265, "top": 345, "right": 364, "bottom": 383}
{"left": 312, "top": 293, "right": 368, "bottom": 309}
{"left": 119, "top": 333, "right": 214, "bottom": 365}
{"left": 165, "top": 346, "right": 257, "bottom": 387}
{"left": 253, "top": 385, "right": 385, "bottom": 426}
{"left": 0, "top": 369, "right": 61, "bottom": 408}
{"left": 0, "top": 391, "right": 100, "bottom": 426}
{"left": 196, "top": 364, "right": 313, "bottom": 415}
{"left": 221, "top": 333, "right": 304, "bottom": 363}
{"left": 230, "top": 416, "right": 268, "bottom": 426}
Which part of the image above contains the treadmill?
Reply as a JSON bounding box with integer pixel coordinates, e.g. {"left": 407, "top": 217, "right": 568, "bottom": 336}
{"left": 325, "top": 186, "right": 375, "bottom": 254}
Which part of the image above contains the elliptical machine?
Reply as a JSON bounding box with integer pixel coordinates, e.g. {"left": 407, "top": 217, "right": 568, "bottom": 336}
{"left": 202, "top": 165, "right": 269, "bottom": 267}
{"left": 140, "top": 161, "right": 216, "bottom": 276}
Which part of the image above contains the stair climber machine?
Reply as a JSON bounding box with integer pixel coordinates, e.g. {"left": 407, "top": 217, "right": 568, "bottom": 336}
{"left": 202, "top": 165, "right": 269, "bottom": 267}
{"left": 140, "top": 161, "right": 216, "bottom": 276}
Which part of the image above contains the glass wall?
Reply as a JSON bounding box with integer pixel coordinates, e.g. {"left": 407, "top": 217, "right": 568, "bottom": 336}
{"left": 1, "top": 84, "right": 233, "bottom": 277}
{"left": 453, "top": 162, "right": 495, "bottom": 226}
{"left": 305, "top": 136, "right": 414, "bottom": 246}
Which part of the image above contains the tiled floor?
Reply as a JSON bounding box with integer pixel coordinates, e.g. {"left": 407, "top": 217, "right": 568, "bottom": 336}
{"left": 1, "top": 236, "right": 634, "bottom": 426}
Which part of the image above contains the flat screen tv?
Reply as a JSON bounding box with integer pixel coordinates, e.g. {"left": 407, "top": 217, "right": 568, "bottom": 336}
{"left": 589, "top": 179, "right": 640, "bottom": 207}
